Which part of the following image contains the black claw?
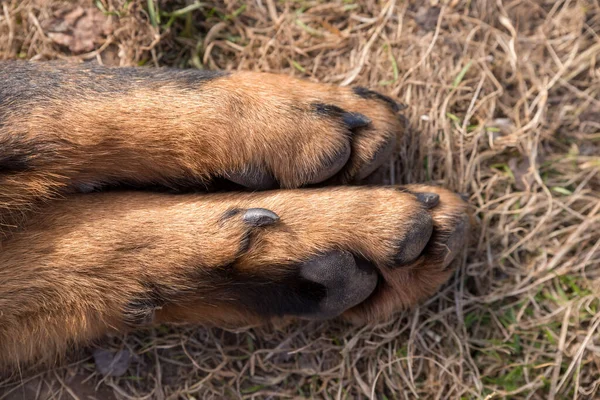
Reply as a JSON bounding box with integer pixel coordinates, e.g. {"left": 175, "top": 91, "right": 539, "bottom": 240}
{"left": 352, "top": 87, "right": 407, "bottom": 112}
{"left": 342, "top": 112, "right": 371, "bottom": 129}
{"left": 396, "top": 101, "right": 408, "bottom": 111}
{"left": 313, "top": 103, "right": 370, "bottom": 132}
{"left": 243, "top": 208, "right": 280, "bottom": 227}
{"left": 459, "top": 193, "right": 469, "bottom": 202}
{"left": 415, "top": 193, "right": 440, "bottom": 209}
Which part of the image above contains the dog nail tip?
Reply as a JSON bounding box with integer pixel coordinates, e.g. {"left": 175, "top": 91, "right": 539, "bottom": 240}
{"left": 415, "top": 193, "right": 440, "bottom": 209}
{"left": 243, "top": 208, "right": 280, "bottom": 226}
{"left": 342, "top": 112, "right": 371, "bottom": 129}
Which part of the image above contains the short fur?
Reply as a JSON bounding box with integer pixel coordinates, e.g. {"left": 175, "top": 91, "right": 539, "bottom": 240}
{"left": 0, "top": 61, "right": 469, "bottom": 373}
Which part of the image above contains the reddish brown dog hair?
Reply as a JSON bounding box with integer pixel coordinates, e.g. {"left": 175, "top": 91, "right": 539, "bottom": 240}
{"left": 0, "top": 61, "right": 469, "bottom": 372}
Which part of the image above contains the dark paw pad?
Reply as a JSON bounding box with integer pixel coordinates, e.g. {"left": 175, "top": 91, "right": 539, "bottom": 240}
{"left": 227, "top": 167, "right": 277, "bottom": 190}
{"left": 226, "top": 251, "right": 376, "bottom": 319}
{"left": 299, "top": 250, "right": 378, "bottom": 319}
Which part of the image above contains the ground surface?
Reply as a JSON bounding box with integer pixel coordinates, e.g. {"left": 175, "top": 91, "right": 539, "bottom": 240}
{"left": 1, "top": 0, "right": 599, "bottom": 399}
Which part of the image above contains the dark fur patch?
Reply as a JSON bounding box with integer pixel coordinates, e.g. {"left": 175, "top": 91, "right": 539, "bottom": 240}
{"left": 223, "top": 267, "right": 327, "bottom": 317}
{"left": 0, "top": 153, "right": 31, "bottom": 172}
{"left": 159, "top": 264, "right": 327, "bottom": 318}
{"left": 218, "top": 208, "right": 251, "bottom": 255}
{"left": 0, "top": 132, "right": 43, "bottom": 172}
{"left": 427, "top": 216, "right": 469, "bottom": 268}
{"left": 220, "top": 208, "right": 243, "bottom": 223}
{"left": 122, "top": 280, "right": 171, "bottom": 327}
{"left": 237, "top": 230, "right": 252, "bottom": 257}
{"left": 0, "top": 61, "right": 227, "bottom": 103}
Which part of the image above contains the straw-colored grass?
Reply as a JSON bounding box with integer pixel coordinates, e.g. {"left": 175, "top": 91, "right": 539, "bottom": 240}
{"left": 1, "top": 0, "right": 599, "bottom": 398}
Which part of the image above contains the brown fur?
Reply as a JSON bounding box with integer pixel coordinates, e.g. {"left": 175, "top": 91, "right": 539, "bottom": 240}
{"left": 0, "top": 62, "right": 400, "bottom": 235}
{"left": 0, "top": 61, "right": 469, "bottom": 374}
{"left": 0, "top": 186, "right": 467, "bottom": 370}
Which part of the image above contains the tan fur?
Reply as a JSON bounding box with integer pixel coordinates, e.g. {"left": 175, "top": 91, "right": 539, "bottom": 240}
{"left": 345, "top": 185, "right": 470, "bottom": 321}
{"left": 0, "top": 186, "right": 467, "bottom": 371}
{"left": 0, "top": 62, "right": 468, "bottom": 375}
{"left": 0, "top": 67, "right": 400, "bottom": 235}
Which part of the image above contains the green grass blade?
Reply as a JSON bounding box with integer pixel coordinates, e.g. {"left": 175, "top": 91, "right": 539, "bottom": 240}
{"left": 452, "top": 60, "right": 473, "bottom": 88}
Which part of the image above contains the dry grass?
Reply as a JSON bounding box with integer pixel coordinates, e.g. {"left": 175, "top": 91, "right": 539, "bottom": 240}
{"left": 1, "top": 0, "right": 599, "bottom": 398}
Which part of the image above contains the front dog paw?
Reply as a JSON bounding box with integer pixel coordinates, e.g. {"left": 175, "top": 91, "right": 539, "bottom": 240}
{"left": 203, "top": 73, "right": 405, "bottom": 189}
{"left": 344, "top": 185, "right": 470, "bottom": 321}
{"left": 152, "top": 186, "right": 469, "bottom": 324}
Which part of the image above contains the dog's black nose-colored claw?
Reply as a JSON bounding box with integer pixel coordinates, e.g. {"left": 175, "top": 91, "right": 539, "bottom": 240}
{"left": 415, "top": 192, "right": 440, "bottom": 209}
{"left": 243, "top": 208, "right": 280, "bottom": 227}
{"left": 342, "top": 112, "right": 371, "bottom": 129}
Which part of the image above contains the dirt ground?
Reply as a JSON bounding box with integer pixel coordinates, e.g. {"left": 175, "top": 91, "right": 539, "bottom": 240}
{"left": 1, "top": 0, "right": 599, "bottom": 399}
